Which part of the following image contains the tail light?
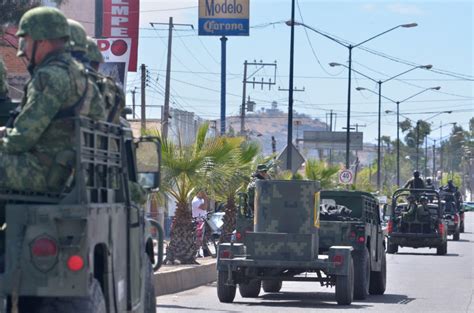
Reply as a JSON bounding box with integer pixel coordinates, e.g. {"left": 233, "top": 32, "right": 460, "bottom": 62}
{"left": 235, "top": 232, "right": 242, "bottom": 241}
{"left": 388, "top": 220, "right": 393, "bottom": 234}
{"left": 67, "top": 255, "right": 84, "bottom": 272}
{"left": 31, "top": 237, "right": 57, "bottom": 257}
{"left": 220, "top": 250, "right": 232, "bottom": 259}
{"left": 357, "top": 236, "right": 365, "bottom": 243}
{"left": 454, "top": 215, "right": 459, "bottom": 224}
{"left": 438, "top": 223, "right": 445, "bottom": 235}
{"left": 333, "top": 255, "right": 344, "bottom": 266}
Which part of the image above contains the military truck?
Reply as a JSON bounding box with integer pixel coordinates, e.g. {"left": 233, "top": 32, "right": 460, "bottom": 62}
{"left": 319, "top": 190, "right": 387, "bottom": 300}
{"left": 439, "top": 190, "right": 462, "bottom": 240}
{"left": 217, "top": 180, "right": 355, "bottom": 305}
{"left": 387, "top": 188, "right": 447, "bottom": 255}
{"left": 0, "top": 117, "right": 164, "bottom": 313}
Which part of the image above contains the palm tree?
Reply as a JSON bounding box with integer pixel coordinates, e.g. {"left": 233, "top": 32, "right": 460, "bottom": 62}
{"left": 206, "top": 141, "right": 260, "bottom": 241}
{"left": 304, "top": 159, "right": 339, "bottom": 189}
{"left": 145, "top": 123, "right": 240, "bottom": 264}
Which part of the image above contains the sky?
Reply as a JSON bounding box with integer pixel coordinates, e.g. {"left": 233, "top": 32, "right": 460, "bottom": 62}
{"left": 126, "top": 0, "right": 473, "bottom": 146}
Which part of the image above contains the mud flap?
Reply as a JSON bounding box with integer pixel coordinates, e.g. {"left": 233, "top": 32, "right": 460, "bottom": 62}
{"left": 328, "top": 246, "right": 353, "bottom": 276}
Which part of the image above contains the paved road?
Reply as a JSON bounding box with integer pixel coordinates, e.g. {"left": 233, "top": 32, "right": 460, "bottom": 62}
{"left": 157, "top": 212, "right": 474, "bottom": 312}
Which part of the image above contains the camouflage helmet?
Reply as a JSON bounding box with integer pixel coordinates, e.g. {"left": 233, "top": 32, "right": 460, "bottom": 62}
{"left": 16, "top": 7, "right": 70, "bottom": 40}
{"left": 67, "top": 19, "right": 88, "bottom": 53}
{"left": 256, "top": 164, "right": 268, "bottom": 172}
{"left": 86, "top": 37, "right": 104, "bottom": 63}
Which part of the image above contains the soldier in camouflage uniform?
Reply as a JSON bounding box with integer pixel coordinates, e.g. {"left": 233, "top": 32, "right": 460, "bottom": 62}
{"left": 84, "top": 38, "right": 147, "bottom": 204}
{"left": 0, "top": 7, "right": 104, "bottom": 192}
{"left": 246, "top": 164, "right": 270, "bottom": 215}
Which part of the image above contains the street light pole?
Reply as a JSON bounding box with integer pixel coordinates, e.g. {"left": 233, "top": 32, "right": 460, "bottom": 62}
{"left": 377, "top": 81, "right": 382, "bottom": 189}
{"left": 350, "top": 65, "right": 433, "bottom": 189}
{"left": 290, "top": 21, "right": 418, "bottom": 170}
{"left": 397, "top": 101, "right": 400, "bottom": 185}
{"left": 345, "top": 46, "right": 353, "bottom": 169}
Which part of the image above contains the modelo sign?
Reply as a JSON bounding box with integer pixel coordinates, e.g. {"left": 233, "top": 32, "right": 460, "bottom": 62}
{"left": 198, "top": 0, "right": 249, "bottom": 36}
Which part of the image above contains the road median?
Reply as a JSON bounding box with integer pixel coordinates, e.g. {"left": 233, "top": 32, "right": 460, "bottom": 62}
{"left": 153, "top": 257, "right": 217, "bottom": 296}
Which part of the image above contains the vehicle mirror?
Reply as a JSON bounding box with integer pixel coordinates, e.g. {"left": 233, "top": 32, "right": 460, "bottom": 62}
{"left": 136, "top": 139, "right": 161, "bottom": 190}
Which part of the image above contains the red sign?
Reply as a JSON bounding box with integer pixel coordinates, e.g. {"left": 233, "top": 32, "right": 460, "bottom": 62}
{"left": 101, "top": 0, "right": 139, "bottom": 72}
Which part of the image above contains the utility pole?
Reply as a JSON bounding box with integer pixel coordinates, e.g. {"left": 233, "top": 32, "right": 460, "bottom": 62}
{"left": 150, "top": 19, "right": 193, "bottom": 140}
{"left": 240, "top": 60, "right": 277, "bottom": 135}
{"left": 131, "top": 87, "right": 137, "bottom": 119}
{"left": 424, "top": 136, "right": 428, "bottom": 178}
{"left": 240, "top": 61, "right": 248, "bottom": 135}
{"left": 433, "top": 139, "right": 436, "bottom": 181}
{"left": 162, "top": 17, "right": 173, "bottom": 140}
{"left": 140, "top": 63, "right": 146, "bottom": 130}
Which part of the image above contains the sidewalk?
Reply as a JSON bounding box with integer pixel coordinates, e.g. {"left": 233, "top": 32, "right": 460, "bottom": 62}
{"left": 153, "top": 257, "right": 217, "bottom": 296}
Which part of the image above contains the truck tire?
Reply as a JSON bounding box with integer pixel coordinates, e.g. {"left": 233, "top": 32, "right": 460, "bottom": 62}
{"left": 353, "top": 248, "right": 370, "bottom": 300}
{"left": 437, "top": 241, "right": 447, "bottom": 255}
{"left": 145, "top": 261, "right": 157, "bottom": 313}
{"left": 369, "top": 251, "right": 386, "bottom": 295}
{"left": 386, "top": 240, "right": 398, "bottom": 254}
{"left": 35, "top": 279, "right": 106, "bottom": 313}
{"left": 262, "top": 280, "right": 282, "bottom": 293}
{"left": 238, "top": 280, "right": 261, "bottom": 298}
{"left": 453, "top": 229, "right": 460, "bottom": 241}
{"left": 217, "top": 270, "right": 236, "bottom": 303}
{"left": 335, "top": 257, "right": 354, "bottom": 305}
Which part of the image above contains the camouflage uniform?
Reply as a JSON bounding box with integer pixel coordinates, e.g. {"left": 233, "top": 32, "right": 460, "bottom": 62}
{"left": 0, "top": 7, "right": 104, "bottom": 192}
{"left": 83, "top": 37, "right": 125, "bottom": 123}
{"left": 246, "top": 164, "right": 270, "bottom": 214}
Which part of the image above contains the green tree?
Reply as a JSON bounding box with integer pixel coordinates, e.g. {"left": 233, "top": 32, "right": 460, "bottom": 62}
{"left": 304, "top": 159, "right": 339, "bottom": 189}
{"left": 205, "top": 140, "right": 260, "bottom": 242}
{"left": 146, "top": 123, "right": 239, "bottom": 264}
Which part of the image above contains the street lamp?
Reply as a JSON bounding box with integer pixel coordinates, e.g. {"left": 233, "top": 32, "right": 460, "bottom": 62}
{"left": 378, "top": 86, "right": 441, "bottom": 185}
{"left": 348, "top": 65, "right": 433, "bottom": 189}
{"left": 288, "top": 20, "right": 418, "bottom": 170}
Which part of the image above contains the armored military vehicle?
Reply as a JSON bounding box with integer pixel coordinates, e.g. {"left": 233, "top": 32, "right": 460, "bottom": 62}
{"left": 387, "top": 188, "right": 447, "bottom": 255}
{"left": 217, "top": 180, "right": 354, "bottom": 305}
{"left": 319, "top": 190, "right": 386, "bottom": 300}
{"left": 0, "top": 117, "right": 164, "bottom": 313}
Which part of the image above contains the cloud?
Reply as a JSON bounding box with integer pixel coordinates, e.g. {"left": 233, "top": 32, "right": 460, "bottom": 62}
{"left": 387, "top": 3, "right": 425, "bottom": 16}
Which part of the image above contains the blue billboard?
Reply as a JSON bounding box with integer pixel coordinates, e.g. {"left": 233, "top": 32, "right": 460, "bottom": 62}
{"left": 198, "top": 0, "right": 249, "bottom": 36}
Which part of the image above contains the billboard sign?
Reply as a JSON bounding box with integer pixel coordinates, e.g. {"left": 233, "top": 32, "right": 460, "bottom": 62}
{"left": 198, "top": 0, "right": 249, "bottom": 36}
{"left": 96, "top": 38, "right": 131, "bottom": 91}
{"left": 99, "top": 0, "right": 139, "bottom": 72}
{"left": 303, "top": 131, "right": 363, "bottom": 150}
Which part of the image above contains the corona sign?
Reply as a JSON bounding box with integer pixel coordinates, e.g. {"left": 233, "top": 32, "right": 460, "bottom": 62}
{"left": 199, "top": 0, "right": 249, "bottom": 36}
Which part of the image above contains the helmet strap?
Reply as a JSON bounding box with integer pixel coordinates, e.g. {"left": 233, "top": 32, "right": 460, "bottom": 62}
{"left": 27, "top": 40, "right": 38, "bottom": 74}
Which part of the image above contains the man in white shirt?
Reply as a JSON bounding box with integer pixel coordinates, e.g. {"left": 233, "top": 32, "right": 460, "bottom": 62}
{"left": 192, "top": 190, "right": 208, "bottom": 218}
{"left": 192, "top": 190, "right": 209, "bottom": 257}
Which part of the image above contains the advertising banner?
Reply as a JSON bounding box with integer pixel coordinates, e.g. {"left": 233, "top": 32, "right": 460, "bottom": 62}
{"left": 303, "top": 131, "right": 364, "bottom": 150}
{"left": 95, "top": 38, "right": 131, "bottom": 91}
{"left": 100, "top": 0, "right": 139, "bottom": 71}
{"left": 198, "top": 0, "right": 249, "bottom": 36}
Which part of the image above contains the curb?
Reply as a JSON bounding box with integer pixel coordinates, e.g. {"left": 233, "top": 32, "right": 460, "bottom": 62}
{"left": 153, "top": 259, "right": 217, "bottom": 296}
